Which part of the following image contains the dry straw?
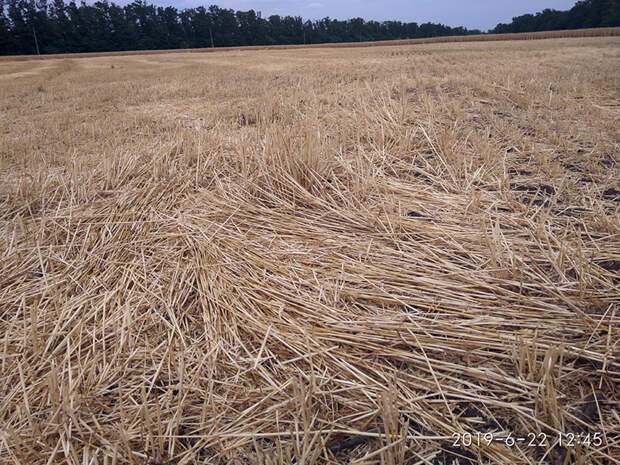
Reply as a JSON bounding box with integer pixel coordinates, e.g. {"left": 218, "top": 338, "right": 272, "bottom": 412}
{"left": 0, "top": 35, "right": 619, "bottom": 464}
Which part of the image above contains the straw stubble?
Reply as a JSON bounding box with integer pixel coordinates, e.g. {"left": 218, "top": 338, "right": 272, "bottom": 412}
{"left": 0, "top": 36, "right": 619, "bottom": 465}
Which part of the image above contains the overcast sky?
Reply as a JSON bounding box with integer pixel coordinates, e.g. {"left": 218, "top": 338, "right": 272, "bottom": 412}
{"left": 158, "top": 0, "right": 579, "bottom": 32}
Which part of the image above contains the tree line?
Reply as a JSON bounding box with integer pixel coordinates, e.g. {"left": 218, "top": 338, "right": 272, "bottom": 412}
{"left": 0, "top": 0, "right": 482, "bottom": 55}
{"left": 492, "top": 0, "right": 619, "bottom": 33}
{"left": 0, "top": 0, "right": 618, "bottom": 56}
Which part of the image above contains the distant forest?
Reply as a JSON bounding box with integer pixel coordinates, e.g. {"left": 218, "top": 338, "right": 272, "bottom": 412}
{"left": 492, "top": 0, "right": 619, "bottom": 33}
{"left": 0, "top": 0, "right": 619, "bottom": 55}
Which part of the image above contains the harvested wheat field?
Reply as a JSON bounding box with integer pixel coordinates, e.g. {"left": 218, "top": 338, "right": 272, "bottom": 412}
{"left": 0, "top": 37, "right": 619, "bottom": 465}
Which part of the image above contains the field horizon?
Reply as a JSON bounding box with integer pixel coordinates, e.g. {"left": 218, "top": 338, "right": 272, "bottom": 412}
{"left": 0, "top": 26, "right": 618, "bottom": 62}
{"left": 0, "top": 36, "right": 619, "bottom": 464}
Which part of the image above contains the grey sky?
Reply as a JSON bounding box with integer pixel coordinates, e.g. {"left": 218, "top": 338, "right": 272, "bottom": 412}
{"left": 161, "top": 0, "right": 579, "bottom": 32}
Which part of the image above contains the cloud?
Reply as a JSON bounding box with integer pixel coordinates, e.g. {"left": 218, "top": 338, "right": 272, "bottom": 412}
{"left": 145, "top": 0, "right": 578, "bottom": 31}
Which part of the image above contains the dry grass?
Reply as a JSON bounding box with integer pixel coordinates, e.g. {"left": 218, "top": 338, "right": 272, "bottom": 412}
{"left": 0, "top": 37, "right": 619, "bottom": 465}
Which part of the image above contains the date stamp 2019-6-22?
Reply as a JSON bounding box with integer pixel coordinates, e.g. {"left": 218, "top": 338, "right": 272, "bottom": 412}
{"left": 451, "top": 431, "right": 603, "bottom": 449}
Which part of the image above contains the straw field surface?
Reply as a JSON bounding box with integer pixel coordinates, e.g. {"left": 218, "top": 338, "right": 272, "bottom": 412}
{"left": 0, "top": 37, "right": 619, "bottom": 465}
